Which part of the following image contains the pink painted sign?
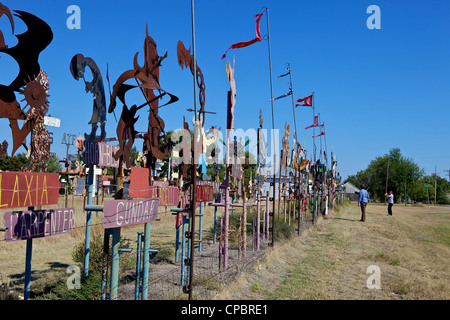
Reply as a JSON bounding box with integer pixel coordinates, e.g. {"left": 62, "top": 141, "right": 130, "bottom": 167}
{"left": 4, "top": 208, "right": 74, "bottom": 242}
{"left": 103, "top": 198, "right": 159, "bottom": 229}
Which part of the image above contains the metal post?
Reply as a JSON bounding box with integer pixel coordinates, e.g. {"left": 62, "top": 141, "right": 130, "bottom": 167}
{"left": 242, "top": 192, "right": 247, "bottom": 257}
{"left": 256, "top": 192, "right": 260, "bottom": 250}
{"left": 213, "top": 203, "right": 218, "bottom": 244}
{"left": 141, "top": 222, "right": 151, "bottom": 300}
{"left": 175, "top": 225, "right": 180, "bottom": 262}
{"left": 181, "top": 217, "right": 187, "bottom": 285}
{"left": 101, "top": 229, "right": 110, "bottom": 300}
{"left": 109, "top": 227, "right": 121, "bottom": 300}
{"left": 264, "top": 7, "right": 276, "bottom": 247}
{"left": 84, "top": 166, "right": 94, "bottom": 276}
{"left": 24, "top": 238, "right": 33, "bottom": 300}
{"left": 223, "top": 187, "right": 230, "bottom": 270}
{"left": 198, "top": 202, "right": 203, "bottom": 252}
{"left": 265, "top": 191, "right": 269, "bottom": 240}
{"left": 135, "top": 232, "right": 142, "bottom": 300}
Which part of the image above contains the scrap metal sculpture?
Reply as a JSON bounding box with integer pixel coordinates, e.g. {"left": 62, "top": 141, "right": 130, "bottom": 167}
{"left": 70, "top": 53, "right": 107, "bottom": 141}
{"left": 108, "top": 26, "right": 178, "bottom": 172}
{"left": 0, "top": 4, "right": 53, "bottom": 171}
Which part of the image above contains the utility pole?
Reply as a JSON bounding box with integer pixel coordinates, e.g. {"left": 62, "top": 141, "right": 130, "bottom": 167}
{"left": 434, "top": 166, "right": 437, "bottom": 206}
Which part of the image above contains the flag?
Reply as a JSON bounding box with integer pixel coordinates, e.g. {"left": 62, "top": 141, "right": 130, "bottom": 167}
{"left": 221, "top": 13, "right": 263, "bottom": 59}
{"left": 272, "top": 91, "right": 292, "bottom": 101}
{"left": 296, "top": 94, "right": 313, "bottom": 107}
{"left": 277, "top": 71, "right": 290, "bottom": 78}
{"left": 312, "top": 124, "right": 325, "bottom": 138}
{"left": 305, "top": 115, "right": 319, "bottom": 130}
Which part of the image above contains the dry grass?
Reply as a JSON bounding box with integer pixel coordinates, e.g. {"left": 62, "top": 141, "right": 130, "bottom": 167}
{"left": 0, "top": 195, "right": 218, "bottom": 294}
{"left": 215, "top": 202, "right": 450, "bottom": 300}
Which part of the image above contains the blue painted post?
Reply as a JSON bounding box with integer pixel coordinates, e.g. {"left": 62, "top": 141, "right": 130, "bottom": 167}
{"left": 135, "top": 232, "right": 143, "bottom": 300}
{"left": 24, "top": 238, "right": 33, "bottom": 300}
{"left": 84, "top": 166, "right": 95, "bottom": 276}
{"left": 109, "top": 227, "right": 121, "bottom": 300}
{"left": 198, "top": 202, "right": 203, "bottom": 252}
{"left": 141, "top": 222, "right": 151, "bottom": 300}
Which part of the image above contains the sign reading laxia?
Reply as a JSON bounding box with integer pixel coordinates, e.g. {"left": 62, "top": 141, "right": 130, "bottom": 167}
{"left": 0, "top": 173, "right": 61, "bottom": 209}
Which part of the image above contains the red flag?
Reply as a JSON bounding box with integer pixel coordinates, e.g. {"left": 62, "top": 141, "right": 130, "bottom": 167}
{"left": 313, "top": 124, "right": 325, "bottom": 138}
{"left": 221, "top": 13, "right": 263, "bottom": 59}
{"left": 296, "top": 95, "right": 313, "bottom": 107}
{"left": 305, "top": 115, "right": 319, "bottom": 130}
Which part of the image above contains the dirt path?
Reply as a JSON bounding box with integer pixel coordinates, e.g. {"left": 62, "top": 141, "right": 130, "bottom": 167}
{"left": 214, "top": 203, "right": 450, "bottom": 300}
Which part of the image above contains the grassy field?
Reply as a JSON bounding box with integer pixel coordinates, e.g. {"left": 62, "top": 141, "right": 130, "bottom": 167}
{"left": 0, "top": 195, "right": 218, "bottom": 297}
{"left": 215, "top": 202, "right": 450, "bottom": 300}
{"left": 2, "top": 196, "right": 449, "bottom": 300}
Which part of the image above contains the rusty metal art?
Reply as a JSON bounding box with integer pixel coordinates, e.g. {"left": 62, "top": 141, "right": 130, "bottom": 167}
{"left": 70, "top": 54, "right": 107, "bottom": 141}
{"left": 108, "top": 26, "right": 178, "bottom": 171}
{"left": 0, "top": 3, "right": 53, "bottom": 172}
{"left": 177, "top": 40, "right": 206, "bottom": 126}
{"left": 281, "top": 123, "right": 290, "bottom": 171}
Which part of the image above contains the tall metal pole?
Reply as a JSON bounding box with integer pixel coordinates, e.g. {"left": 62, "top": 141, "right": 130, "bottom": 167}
{"left": 287, "top": 63, "right": 298, "bottom": 142}
{"left": 265, "top": 7, "right": 276, "bottom": 246}
{"left": 188, "top": 0, "right": 198, "bottom": 301}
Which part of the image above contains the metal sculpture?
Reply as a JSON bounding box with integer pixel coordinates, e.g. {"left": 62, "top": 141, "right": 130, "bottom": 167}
{"left": 70, "top": 54, "right": 107, "bottom": 141}
{"left": 108, "top": 26, "right": 178, "bottom": 172}
{"left": 0, "top": 4, "right": 53, "bottom": 171}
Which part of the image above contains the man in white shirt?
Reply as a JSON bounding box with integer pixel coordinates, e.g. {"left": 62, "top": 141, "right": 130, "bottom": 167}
{"left": 385, "top": 191, "right": 394, "bottom": 216}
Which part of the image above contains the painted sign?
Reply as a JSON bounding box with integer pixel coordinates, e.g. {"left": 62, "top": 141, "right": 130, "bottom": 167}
{"left": 158, "top": 187, "right": 180, "bottom": 207}
{"left": 129, "top": 167, "right": 156, "bottom": 198}
{"left": 197, "top": 181, "right": 224, "bottom": 195}
{"left": 4, "top": 208, "right": 74, "bottom": 242}
{"left": 103, "top": 198, "right": 159, "bottom": 229}
{"left": 129, "top": 167, "right": 179, "bottom": 206}
{"left": 0, "top": 172, "right": 61, "bottom": 209}
{"left": 196, "top": 184, "right": 214, "bottom": 202}
{"left": 84, "top": 140, "right": 122, "bottom": 168}
{"left": 44, "top": 116, "right": 61, "bottom": 128}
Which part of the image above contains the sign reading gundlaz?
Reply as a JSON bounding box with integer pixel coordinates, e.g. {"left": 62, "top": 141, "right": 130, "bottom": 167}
{"left": 102, "top": 198, "right": 159, "bottom": 229}
{"left": 4, "top": 208, "right": 75, "bottom": 242}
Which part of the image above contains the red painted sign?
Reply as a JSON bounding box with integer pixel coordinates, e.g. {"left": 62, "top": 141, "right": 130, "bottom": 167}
{"left": 129, "top": 167, "right": 156, "bottom": 198}
{"left": 103, "top": 198, "right": 159, "bottom": 229}
{"left": 129, "top": 167, "right": 179, "bottom": 206}
{"left": 0, "top": 172, "right": 61, "bottom": 209}
{"left": 196, "top": 185, "right": 214, "bottom": 202}
{"left": 4, "top": 208, "right": 74, "bottom": 242}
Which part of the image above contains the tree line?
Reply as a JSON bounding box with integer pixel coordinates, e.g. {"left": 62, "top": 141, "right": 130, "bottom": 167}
{"left": 346, "top": 148, "right": 450, "bottom": 204}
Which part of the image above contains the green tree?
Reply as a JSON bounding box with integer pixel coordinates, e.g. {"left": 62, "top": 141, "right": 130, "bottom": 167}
{"left": 347, "top": 148, "right": 424, "bottom": 202}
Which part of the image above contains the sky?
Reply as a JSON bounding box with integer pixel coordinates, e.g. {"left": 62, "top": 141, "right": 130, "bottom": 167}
{"left": 0, "top": 0, "right": 449, "bottom": 181}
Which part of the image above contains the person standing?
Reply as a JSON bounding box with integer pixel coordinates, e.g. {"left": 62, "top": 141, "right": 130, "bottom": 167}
{"left": 385, "top": 191, "right": 394, "bottom": 216}
{"left": 358, "top": 185, "right": 370, "bottom": 222}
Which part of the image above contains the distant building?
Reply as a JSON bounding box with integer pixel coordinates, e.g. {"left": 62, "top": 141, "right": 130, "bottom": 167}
{"left": 343, "top": 182, "right": 360, "bottom": 201}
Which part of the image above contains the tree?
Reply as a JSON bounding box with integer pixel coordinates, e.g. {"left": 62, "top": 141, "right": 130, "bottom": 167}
{"left": 347, "top": 148, "right": 425, "bottom": 202}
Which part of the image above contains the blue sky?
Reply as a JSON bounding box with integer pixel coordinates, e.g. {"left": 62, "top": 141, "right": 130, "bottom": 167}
{"left": 0, "top": 0, "right": 449, "bottom": 180}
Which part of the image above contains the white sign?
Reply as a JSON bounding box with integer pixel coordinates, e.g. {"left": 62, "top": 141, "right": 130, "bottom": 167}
{"left": 44, "top": 116, "right": 61, "bottom": 128}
